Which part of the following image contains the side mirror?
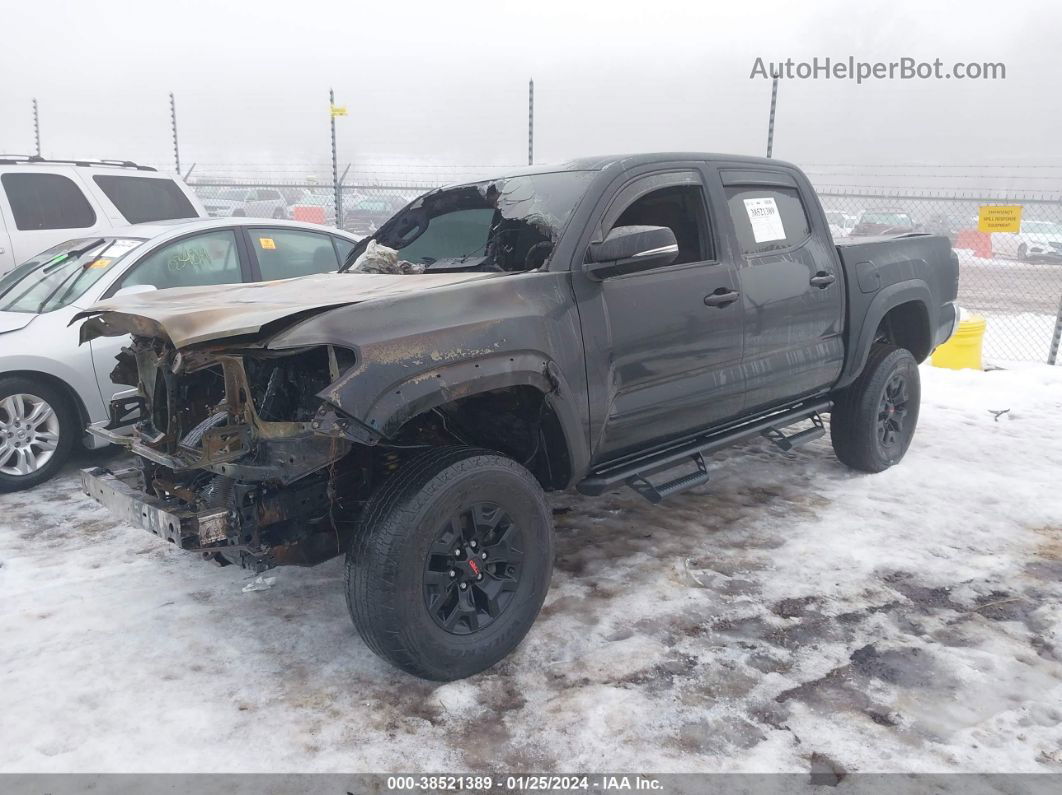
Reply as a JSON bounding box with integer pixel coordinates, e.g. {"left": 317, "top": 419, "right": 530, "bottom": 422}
{"left": 112, "top": 284, "right": 158, "bottom": 299}
{"left": 585, "top": 225, "right": 678, "bottom": 280}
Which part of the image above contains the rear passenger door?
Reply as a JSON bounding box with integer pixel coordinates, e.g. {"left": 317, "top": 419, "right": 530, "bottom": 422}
{"left": 716, "top": 168, "right": 844, "bottom": 412}
{"left": 242, "top": 227, "right": 342, "bottom": 280}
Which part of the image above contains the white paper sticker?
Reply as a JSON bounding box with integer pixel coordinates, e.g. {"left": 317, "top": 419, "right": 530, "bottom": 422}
{"left": 743, "top": 196, "right": 786, "bottom": 243}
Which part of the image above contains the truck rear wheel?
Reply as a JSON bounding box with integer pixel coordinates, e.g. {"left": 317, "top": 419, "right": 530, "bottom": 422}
{"left": 830, "top": 344, "right": 920, "bottom": 473}
{"left": 345, "top": 446, "right": 554, "bottom": 680}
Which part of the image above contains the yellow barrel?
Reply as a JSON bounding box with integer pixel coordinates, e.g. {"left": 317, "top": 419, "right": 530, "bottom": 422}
{"left": 931, "top": 315, "right": 986, "bottom": 371}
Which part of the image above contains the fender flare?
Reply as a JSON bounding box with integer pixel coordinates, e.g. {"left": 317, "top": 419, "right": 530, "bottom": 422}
{"left": 836, "top": 280, "right": 933, "bottom": 389}
{"left": 328, "top": 351, "right": 589, "bottom": 484}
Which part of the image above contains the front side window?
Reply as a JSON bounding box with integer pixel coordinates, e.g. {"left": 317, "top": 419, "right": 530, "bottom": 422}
{"left": 725, "top": 185, "right": 811, "bottom": 256}
{"left": 2, "top": 173, "right": 96, "bottom": 231}
{"left": 611, "top": 185, "right": 710, "bottom": 265}
{"left": 92, "top": 175, "right": 197, "bottom": 224}
{"left": 250, "top": 229, "right": 340, "bottom": 280}
{"left": 0, "top": 237, "right": 143, "bottom": 313}
{"left": 121, "top": 230, "right": 242, "bottom": 290}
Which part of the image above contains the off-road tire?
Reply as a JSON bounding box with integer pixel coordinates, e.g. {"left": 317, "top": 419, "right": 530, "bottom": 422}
{"left": 0, "top": 375, "right": 79, "bottom": 492}
{"left": 345, "top": 446, "right": 554, "bottom": 680}
{"left": 830, "top": 344, "right": 920, "bottom": 473}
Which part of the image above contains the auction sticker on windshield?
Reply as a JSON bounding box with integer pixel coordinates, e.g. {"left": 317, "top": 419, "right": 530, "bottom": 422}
{"left": 744, "top": 196, "right": 786, "bottom": 242}
{"left": 259, "top": 237, "right": 276, "bottom": 250}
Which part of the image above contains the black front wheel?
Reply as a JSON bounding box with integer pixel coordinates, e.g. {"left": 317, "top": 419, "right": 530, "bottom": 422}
{"left": 830, "top": 344, "right": 921, "bottom": 473}
{"left": 346, "top": 447, "right": 553, "bottom": 680}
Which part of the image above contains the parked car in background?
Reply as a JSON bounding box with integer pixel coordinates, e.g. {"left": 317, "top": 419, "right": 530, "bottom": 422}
{"left": 202, "top": 187, "right": 288, "bottom": 219}
{"left": 0, "top": 156, "right": 206, "bottom": 276}
{"left": 990, "top": 219, "right": 1062, "bottom": 261}
{"left": 824, "top": 209, "right": 856, "bottom": 238}
{"left": 342, "top": 194, "right": 408, "bottom": 237}
{"left": 850, "top": 209, "right": 916, "bottom": 237}
{"left": 0, "top": 217, "right": 358, "bottom": 491}
{"left": 288, "top": 189, "right": 337, "bottom": 227}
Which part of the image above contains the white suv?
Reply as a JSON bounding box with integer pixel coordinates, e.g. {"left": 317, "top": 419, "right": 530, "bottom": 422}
{"left": 0, "top": 156, "right": 207, "bottom": 275}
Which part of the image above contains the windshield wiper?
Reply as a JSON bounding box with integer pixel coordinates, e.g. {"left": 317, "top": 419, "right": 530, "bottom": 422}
{"left": 35, "top": 239, "right": 107, "bottom": 313}
{"left": 40, "top": 238, "right": 105, "bottom": 275}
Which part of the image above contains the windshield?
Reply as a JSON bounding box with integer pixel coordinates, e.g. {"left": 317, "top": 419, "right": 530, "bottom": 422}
{"left": 359, "top": 171, "right": 595, "bottom": 273}
{"left": 861, "top": 212, "right": 912, "bottom": 227}
{"left": 0, "top": 237, "right": 144, "bottom": 314}
{"left": 1023, "top": 221, "right": 1062, "bottom": 235}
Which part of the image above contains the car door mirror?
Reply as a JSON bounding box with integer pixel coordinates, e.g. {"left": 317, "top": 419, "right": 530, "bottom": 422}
{"left": 112, "top": 284, "right": 158, "bottom": 299}
{"left": 585, "top": 225, "right": 679, "bottom": 280}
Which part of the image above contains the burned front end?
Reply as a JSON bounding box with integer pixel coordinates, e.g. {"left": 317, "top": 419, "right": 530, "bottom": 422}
{"left": 83, "top": 337, "right": 367, "bottom": 572}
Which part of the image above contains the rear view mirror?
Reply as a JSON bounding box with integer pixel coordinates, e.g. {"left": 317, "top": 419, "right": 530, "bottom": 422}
{"left": 585, "top": 225, "right": 678, "bottom": 280}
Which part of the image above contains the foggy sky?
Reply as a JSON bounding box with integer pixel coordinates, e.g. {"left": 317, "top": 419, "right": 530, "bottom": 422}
{"left": 1, "top": 0, "right": 1059, "bottom": 184}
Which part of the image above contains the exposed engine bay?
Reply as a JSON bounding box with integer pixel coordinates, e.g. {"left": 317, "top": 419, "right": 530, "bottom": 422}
{"left": 85, "top": 333, "right": 555, "bottom": 573}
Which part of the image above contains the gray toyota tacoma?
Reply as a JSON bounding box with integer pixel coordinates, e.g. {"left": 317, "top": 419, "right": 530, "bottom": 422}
{"left": 76, "top": 153, "right": 959, "bottom": 680}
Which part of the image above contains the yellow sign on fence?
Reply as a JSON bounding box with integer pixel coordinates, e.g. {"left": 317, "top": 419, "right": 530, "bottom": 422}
{"left": 978, "top": 205, "right": 1022, "bottom": 234}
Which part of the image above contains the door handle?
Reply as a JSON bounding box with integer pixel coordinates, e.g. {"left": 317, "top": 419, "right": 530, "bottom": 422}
{"left": 810, "top": 271, "right": 836, "bottom": 288}
{"left": 704, "top": 289, "right": 740, "bottom": 307}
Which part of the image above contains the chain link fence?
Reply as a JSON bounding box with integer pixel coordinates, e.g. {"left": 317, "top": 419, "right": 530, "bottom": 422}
{"left": 185, "top": 174, "right": 1062, "bottom": 366}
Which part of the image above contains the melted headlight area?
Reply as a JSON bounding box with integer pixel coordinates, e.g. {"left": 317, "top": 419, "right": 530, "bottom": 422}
{"left": 108, "top": 337, "right": 367, "bottom": 571}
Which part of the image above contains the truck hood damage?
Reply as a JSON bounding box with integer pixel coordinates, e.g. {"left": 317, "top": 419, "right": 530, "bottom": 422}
{"left": 74, "top": 270, "right": 498, "bottom": 349}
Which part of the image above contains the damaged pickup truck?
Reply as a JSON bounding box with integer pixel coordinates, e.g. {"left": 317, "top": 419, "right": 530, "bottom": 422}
{"left": 76, "top": 153, "right": 959, "bottom": 680}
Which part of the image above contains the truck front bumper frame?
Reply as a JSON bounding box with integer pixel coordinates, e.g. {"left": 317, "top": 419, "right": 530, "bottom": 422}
{"left": 80, "top": 466, "right": 230, "bottom": 550}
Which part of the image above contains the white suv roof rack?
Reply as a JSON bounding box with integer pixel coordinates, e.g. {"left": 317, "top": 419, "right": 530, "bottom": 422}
{"left": 0, "top": 155, "right": 157, "bottom": 172}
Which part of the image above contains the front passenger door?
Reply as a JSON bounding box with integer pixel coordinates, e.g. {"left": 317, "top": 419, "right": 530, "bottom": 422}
{"left": 582, "top": 170, "right": 745, "bottom": 462}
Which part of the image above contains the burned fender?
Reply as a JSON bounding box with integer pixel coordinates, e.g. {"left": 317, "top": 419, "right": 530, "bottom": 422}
{"left": 263, "top": 272, "right": 593, "bottom": 481}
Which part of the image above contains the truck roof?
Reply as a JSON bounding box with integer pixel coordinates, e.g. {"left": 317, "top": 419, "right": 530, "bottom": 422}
{"left": 446, "top": 152, "right": 800, "bottom": 186}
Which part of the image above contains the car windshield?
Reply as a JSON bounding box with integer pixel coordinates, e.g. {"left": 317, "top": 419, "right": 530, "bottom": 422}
{"left": 357, "top": 171, "right": 595, "bottom": 273}
{"left": 862, "top": 212, "right": 912, "bottom": 226}
{"left": 0, "top": 237, "right": 144, "bottom": 314}
{"left": 1023, "top": 221, "right": 1062, "bottom": 235}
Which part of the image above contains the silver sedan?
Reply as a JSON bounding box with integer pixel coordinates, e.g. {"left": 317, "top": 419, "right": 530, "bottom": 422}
{"left": 0, "top": 217, "right": 359, "bottom": 491}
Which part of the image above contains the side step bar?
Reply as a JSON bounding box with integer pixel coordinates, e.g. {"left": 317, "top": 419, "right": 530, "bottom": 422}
{"left": 577, "top": 400, "right": 831, "bottom": 502}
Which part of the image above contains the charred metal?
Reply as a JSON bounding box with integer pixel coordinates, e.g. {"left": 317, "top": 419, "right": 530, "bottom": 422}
{"left": 86, "top": 326, "right": 568, "bottom": 574}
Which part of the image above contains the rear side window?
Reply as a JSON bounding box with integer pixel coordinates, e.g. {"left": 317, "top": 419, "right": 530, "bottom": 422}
{"left": 333, "top": 236, "right": 356, "bottom": 263}
{"left": 250, "top": 228, "right": 340, "bottom": 280}
{"left": 1, "top": 173, "right": 96, "bottom": 231}
{"left": 725, "top": 185, "right": 810, "bottom": 256}
{"left": 93, "top": 175, "right": 197, "bottom": 224}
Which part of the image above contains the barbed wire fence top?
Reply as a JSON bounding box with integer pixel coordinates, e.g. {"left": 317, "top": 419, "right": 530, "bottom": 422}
{"left": 180, "top": 162, "right": 1062, "bottom": 366}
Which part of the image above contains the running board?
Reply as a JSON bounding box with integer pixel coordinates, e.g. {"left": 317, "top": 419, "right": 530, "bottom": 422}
{"left": 577, "top": 400, "right": 831, "bottom": 502}
{"left": 761, "top": 412, "right": 825, "bottom": 452}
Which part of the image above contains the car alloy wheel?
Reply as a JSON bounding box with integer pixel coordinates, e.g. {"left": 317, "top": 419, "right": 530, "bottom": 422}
{"left": 0, "top": 393, "right": 61, "bottom": 476}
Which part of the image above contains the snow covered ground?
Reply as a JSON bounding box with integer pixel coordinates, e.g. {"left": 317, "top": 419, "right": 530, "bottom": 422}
{"left": 0, "top": 364, "right": 1060, "bottom": 775}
